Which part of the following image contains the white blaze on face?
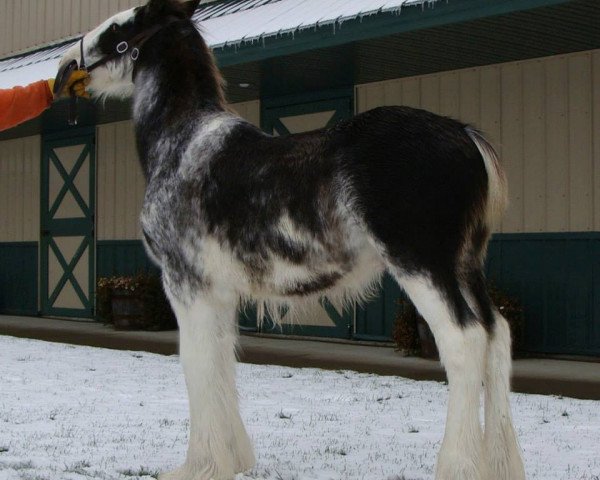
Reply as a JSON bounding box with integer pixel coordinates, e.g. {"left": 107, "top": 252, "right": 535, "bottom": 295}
{"left": 58, "top": 7, "right": 138, "bottom": 100}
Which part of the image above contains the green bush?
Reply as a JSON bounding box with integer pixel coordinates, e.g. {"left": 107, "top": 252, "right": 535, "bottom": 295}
{"left": 96, "top": 273, "right": 177, "bottom": 331}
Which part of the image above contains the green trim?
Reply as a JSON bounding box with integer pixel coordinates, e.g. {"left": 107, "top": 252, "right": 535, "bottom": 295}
{"left": 492, "top": 232, "right": 600, "bottom": 241}
{"left": 215, "top": 0, "right": 573, "bottom": 67}
{"left": 487, "top": 232, "right": 600, "bottom": 356}
{"left": 0, "top": 242, "right": 38, "bottom": 316}
{"left": 355, "top": 274, "right": 402, "bottom": 341}
{"left": 96, "top": 240, "right": 157, "bottom": 278}
{"left": 261, "top": 88, "right": 354, "bottom": 108}
{"left": 261, "top": 91, "right": 354, "bottom": 135}
{"left": 258, "top": 89, "right": 354, "bottom": 338}
{"left": 262, "top": 322, "right": 352, "bottom": 339}
{"left": 40, "top": 129, "right": 96, "bottom": 318}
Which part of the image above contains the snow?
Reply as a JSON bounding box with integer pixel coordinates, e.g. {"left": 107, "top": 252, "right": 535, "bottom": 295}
{"left": 0, "top": 335, "right": 599, "bottom": 480}
{"left": 0, "top": 43, "right": 71, "bottom": 89}
{"left": 195, "top": 0, "right": 436, "bottom": 48}
{"left": 0, "top": 0, "right": 438, "bottom": 90}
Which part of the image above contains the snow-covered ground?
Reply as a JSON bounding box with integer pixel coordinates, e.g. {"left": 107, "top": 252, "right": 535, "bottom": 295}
{"left": 0, "top": 336, "right": 598, "bottom": 480}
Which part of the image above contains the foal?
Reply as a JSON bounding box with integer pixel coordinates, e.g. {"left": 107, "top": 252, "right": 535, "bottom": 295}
{"left": 58, "top": 1, "right": 526, "bottom": 478}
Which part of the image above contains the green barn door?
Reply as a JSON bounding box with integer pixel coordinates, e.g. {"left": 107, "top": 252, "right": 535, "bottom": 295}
{"left": 257, "top": 90, "right": 354, "bottom": 339}
{"left": 41, "top": 129, "right": 95, "bottom": 318}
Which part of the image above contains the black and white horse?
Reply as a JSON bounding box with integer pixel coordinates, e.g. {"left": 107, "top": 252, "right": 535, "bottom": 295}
{"left": 58, "top": 1, "right": 526, "bottom": 478}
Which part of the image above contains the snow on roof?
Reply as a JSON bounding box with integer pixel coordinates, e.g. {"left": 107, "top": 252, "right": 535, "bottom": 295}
{"left": 195, "top": 0, "right": 436, "bottom": 48}
{"left": 0, "top": 0, "right": 435, "bottom": 89}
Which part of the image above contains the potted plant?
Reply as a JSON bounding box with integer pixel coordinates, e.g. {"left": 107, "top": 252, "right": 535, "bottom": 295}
{"left": 96, "top": 274, "right": 177, "bottom": 330}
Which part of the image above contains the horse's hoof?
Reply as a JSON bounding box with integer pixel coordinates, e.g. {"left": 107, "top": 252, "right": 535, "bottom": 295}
{"left": 158, "top": 465, "right": 234, "bottom": 480}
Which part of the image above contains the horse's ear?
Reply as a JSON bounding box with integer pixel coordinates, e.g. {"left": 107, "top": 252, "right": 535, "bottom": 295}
{"left": 181, "top": 0, "right": 201, "bottom": 18}
{"left": 145, "top": 0, "right": 171, "bottom": 20}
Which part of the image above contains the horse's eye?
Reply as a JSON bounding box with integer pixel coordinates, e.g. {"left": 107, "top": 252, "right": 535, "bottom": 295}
{"left": 110, "top": 23, "right": 119, "bottom": 33}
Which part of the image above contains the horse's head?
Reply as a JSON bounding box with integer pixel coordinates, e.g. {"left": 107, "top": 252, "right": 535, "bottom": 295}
{"left": 57, "top": 0, "right": 200, "bottom": 100}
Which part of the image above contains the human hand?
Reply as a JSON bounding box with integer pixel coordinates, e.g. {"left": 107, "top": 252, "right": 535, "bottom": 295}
{"left": 48, "top": 70, "right": 90, "bottom": 98}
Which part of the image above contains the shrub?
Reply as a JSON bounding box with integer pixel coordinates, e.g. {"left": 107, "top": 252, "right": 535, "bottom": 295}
{"left": 96, "top": 274, "right": 177, "bottom": 331}
{"left": 392, "top": 297, "right": 420, "bottom": 355}
{"left": 393, "top": 281, "right": 524, "bottom": 357}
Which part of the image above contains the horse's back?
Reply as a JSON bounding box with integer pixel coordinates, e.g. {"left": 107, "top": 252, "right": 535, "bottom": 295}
{"left": 329, "top": 106, "right": 490, "bottom": 268}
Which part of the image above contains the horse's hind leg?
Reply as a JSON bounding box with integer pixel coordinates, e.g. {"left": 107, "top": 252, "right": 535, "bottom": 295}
{"left": 391, "top": 268, "right": 488, "bottom": 480}
{"left": 160, "top": 285, "right": 255, "bottom": 480}
{"left": 484, "top": 310, "right": 526, "bottom": 479}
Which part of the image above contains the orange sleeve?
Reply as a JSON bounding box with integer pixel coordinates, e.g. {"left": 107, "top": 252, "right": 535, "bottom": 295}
{"left": 0, "top": 80, "right": 53, "bottom": 132}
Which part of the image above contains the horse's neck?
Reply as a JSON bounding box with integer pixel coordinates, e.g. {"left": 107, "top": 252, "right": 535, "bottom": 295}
{"left": 132, "top": 27, "right": 226, "bottom": 178}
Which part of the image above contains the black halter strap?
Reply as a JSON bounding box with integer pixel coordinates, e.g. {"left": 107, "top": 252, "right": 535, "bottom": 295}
{"left": 79, "top": 16, "right": 180, "bottom": 73}
{"left": 57, "top": 16, "right": 181, "bottom": 126}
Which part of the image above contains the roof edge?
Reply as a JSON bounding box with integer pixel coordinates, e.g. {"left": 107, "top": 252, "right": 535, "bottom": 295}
{"left": 214, "top": 0, "right": 573, "bottom": 67}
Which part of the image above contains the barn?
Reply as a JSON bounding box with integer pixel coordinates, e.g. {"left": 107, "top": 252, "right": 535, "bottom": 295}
{"left": 0, "top": 0, "right": 598, "bottom": 356}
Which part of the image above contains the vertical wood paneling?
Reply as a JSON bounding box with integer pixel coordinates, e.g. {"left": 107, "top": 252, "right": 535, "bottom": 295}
{"left": 545, "top": 56, "right": 569, "bottom": 232}
{"left": 383, "top": 80, "right": 402, "bottom": 106}
{"left": 0, "top": 136, "right": 40, "bottom": 242}
{"left": 124, "top": 126, "right": 138, "bottom": 239}
{"left": 71, "top": 0, "right": 80, "bottom": 35}
{"left": 420, "top": 75, "right": 440, "bottom": 113}
{"left": 4, "top": 1, "right": 14, "bottom": 55}
{"left": 459, "top": 69, "right": 480, "bottom": 126}
{"left": 522, "top": 60, "right": 546, "bottom": 232}
{"left": 355, "top": 49, "right": 599, "bottom": 233}
{"left": 479, "top": 65, "right": 502, "bottom": 231}
{"left": 593, "top": 51, "right": 600, "bottom": 231}
{"left": 0, "top": 0, "right": 147, "bottom": 57}
{"left": 0, "top": 2, "right": 6, "bottom": 57}
{"left": 568, "top": 53, "right": 593, "bottom": 231}
{"left": 230, "top": 100, "right": 261, "bottom": 127}
{"left": 439, "top": 71, "right": 460, "bottom": 118}
{"left": 97, "top": 121, "right": 144, "bottom": 241}
{"left": 366, "top": 83, "right": 386, "bottom": 110}
{"left": 500, "top": 63, "right": 524, "bottom": 232}
{"left": 113, "top": 125, "right": 127, "bottom": 239}
{"left": 401, "top": 77, "right": 420, "bottom": 108}
{"left": 80, "top": 0, "right": 91, "bottom": 32}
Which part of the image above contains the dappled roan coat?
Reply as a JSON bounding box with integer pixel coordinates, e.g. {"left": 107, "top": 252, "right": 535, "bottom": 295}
{"left": 57, "top": 1, "right": 527, "bottom": 479}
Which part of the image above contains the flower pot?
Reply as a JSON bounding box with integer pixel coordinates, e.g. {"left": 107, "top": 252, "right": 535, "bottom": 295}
{"left": 110, "top": 289, "right": 144, "bottom": 330}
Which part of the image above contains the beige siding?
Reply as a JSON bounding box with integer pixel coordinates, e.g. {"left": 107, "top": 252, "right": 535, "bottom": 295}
{"left": 355, "top": 49, "right": 600, "bottom": 233}
{"left": 230, "top": 100, "right": 261, "bottom": 127}
{"left": 0, "top": 0, "right": 145, "bottom": 57}
{"left": 96, "top": 120, "right": 143, "bottom": 241}
{"left": 0, "top": 136, "right": 40, "bottom": 242}
{"left": 96, "top": 100, "right": 261, "bottom": 240}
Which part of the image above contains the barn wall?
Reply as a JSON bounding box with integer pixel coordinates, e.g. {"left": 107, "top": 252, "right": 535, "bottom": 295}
{"left": 0, "top": 0, "right": 146, "bottom": 57}
{"left": 96, "top": 120, "right": 144, "bottom": 241}
{"left": 0, "top": 135, "right": 40, "bottom": 242}
{"left": 0, "top": 135, "right": 40, "bottom": 314}
{"left": 355, "top": 48, "right": 600, "bottom": 234}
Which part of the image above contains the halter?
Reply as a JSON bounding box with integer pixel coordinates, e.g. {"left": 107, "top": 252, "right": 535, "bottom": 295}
{"left": 79, "top": 18, "right": 180, "bottom": 73}
{"left": 56, "top": 16, "right": 181, "bottom": 125}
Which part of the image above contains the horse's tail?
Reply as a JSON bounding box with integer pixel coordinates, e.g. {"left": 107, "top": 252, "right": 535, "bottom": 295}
{"left": 466, "top": 126, "right": 508, "bottom": 231}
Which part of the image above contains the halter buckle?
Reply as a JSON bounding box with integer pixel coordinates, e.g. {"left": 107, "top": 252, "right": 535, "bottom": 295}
{"left": 116, "top": 41, "right": 129, "bottom": 54}
{"left": 131, "top": 47, "right": 140, "bottom": 61}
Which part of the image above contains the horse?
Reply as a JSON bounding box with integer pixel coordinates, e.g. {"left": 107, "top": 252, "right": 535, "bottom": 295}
{"left": 57, "top": 1, "right": 526, "bottom": 478}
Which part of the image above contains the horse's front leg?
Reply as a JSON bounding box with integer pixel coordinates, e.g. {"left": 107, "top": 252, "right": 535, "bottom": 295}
{"left": 160, "top": 288, "right": 255, "bottom": 480}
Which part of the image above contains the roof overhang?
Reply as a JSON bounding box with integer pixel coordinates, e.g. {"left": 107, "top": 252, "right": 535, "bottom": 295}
{"left": 213, "top": 0, "right": 577, "bottom": 67}
{"left": 1, "top": 0, "right": 598, "bottom": 140}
